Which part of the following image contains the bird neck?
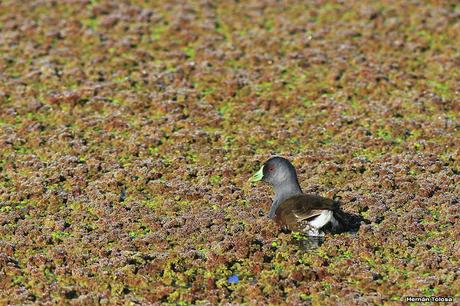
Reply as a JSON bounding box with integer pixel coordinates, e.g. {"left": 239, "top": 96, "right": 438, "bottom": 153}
{"left": 268, "top": 180, "right": 302, "bottom": 218}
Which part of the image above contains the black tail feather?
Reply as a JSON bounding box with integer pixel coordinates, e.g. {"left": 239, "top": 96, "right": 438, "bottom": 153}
{"left": 329, "top": 202, "right": 368, "bottom": 234}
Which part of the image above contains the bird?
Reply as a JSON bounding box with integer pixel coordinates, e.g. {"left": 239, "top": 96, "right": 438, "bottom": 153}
{"left": 249, "top": 156, "right": 346, "bottom": 236}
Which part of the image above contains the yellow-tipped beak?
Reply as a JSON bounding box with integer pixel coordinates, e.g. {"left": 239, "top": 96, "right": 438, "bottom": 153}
{"left": 249, "top": 166, "right": 264, "bottom": 182}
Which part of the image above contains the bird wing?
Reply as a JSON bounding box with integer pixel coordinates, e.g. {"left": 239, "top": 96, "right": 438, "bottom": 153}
{"left": 292, "top": 209, "right": 325, "bottom": 222}
{"left": 275, "top": 194, "right": 339, "bottom": 232}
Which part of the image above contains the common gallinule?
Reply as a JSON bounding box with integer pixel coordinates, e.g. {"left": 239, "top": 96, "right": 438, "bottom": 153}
{"left": 250, "top": 156, "right": 344, "bottom": 236}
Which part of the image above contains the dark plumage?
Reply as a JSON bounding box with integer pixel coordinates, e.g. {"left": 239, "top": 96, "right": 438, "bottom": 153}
{"left": 250, "top": 156, "right": 345, "bottom": 236}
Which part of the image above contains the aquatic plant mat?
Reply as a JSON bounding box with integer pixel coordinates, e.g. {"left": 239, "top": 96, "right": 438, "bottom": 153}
{"left": 0, "top": 0, "right": 459, "bottom": 304}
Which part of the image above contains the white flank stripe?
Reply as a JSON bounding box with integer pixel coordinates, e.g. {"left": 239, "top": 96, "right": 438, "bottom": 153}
{"left": 309, "top": 210, "right": 333, "bottom": 229}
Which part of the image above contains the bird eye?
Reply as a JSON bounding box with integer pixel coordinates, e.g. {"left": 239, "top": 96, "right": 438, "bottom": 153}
{"left": 268, "top": 166, "right": 275, "bottom": 172}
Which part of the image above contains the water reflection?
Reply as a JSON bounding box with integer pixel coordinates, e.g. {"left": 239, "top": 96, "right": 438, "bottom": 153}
{"left": 291, "top": 236, "right": 325, "bottom": 251}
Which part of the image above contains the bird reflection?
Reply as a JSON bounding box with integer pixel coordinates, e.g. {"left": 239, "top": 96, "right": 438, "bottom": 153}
{"left": 290, "top": 235, "right": 325, "bottom": 251}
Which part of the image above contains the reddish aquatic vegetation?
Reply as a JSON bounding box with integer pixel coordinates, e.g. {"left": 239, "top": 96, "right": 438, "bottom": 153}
{"left": 0, "top": 0, "right": 459, "bottom": 304}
